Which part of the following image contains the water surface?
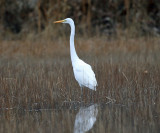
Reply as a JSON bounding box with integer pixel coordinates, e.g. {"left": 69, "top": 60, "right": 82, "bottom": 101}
{"left": 0, "top": 102, "right": 159, "bottom": 133}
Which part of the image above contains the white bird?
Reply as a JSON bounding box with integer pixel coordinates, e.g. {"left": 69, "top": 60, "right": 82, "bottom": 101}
{"left": 54, "top": 18, "right": 97, "bottom": 93}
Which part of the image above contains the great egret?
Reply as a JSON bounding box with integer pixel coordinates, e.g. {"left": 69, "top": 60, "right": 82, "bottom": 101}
{"left": 54, "top": 18, "right": 97, "bottom": 93}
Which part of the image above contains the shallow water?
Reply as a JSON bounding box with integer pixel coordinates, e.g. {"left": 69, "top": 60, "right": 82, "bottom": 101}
{"left": 0, "top": 102, "right": 159, "bottom": 133}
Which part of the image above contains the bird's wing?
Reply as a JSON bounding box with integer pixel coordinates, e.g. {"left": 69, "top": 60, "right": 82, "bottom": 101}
{"left": 73, "top": 60, "right": 97, "bottom": 90}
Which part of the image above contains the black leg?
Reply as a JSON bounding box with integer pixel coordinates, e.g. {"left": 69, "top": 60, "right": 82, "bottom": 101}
{"left": 81, "top": 87, "right": 83, "bottom": 101}
{"left": 90, "top": 91, "right": 93, "bottom": 103}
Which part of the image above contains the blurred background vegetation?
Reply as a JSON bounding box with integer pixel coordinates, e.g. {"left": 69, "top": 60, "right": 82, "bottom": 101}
{"left": 0, "top": 0, "right": 160, "bottom": 40}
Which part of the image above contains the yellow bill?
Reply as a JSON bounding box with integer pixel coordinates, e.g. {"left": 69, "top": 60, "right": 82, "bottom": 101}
{"left": 54, "top": 20, "right": 66, "bottom": 23}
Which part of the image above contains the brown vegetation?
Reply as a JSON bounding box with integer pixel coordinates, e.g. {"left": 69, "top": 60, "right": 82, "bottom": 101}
{"left": 0, "top": 36, "right": 159, "bottom": 132}
{"left": 0, "top": 1, "right": 159, "bottom": 132}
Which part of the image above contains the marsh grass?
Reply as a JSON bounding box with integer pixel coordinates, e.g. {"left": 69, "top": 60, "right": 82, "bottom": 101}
{"left": 0, "top": 37, "right": 159, "bottom": 132}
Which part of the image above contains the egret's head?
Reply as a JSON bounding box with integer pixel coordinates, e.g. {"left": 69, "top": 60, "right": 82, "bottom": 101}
{"left": 54, "top": 18, "right": 73, "bottom": 24}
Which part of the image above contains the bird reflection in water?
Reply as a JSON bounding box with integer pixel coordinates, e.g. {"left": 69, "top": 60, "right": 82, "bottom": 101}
{"left": 74, "top": 104, "right": 98, "bottom": 133}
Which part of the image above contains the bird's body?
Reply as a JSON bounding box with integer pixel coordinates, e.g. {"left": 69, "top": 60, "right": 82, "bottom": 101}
{"left": 72, "top": 59, "right": 97, "bottom": 90}
{"left": 54, "top": 18, "right": 97, "bottom": 91}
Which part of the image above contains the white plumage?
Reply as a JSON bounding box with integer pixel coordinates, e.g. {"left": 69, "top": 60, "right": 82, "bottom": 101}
{"left": 54, "top": 18, "right": 97, "bottom": 91}
{"left": 72, "top": 59, "right": 97, "bottom": 90}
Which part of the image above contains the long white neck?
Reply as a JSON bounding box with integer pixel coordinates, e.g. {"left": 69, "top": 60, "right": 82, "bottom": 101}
{"left": 69, "top": 21, "right": 79, "bottom": 63}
